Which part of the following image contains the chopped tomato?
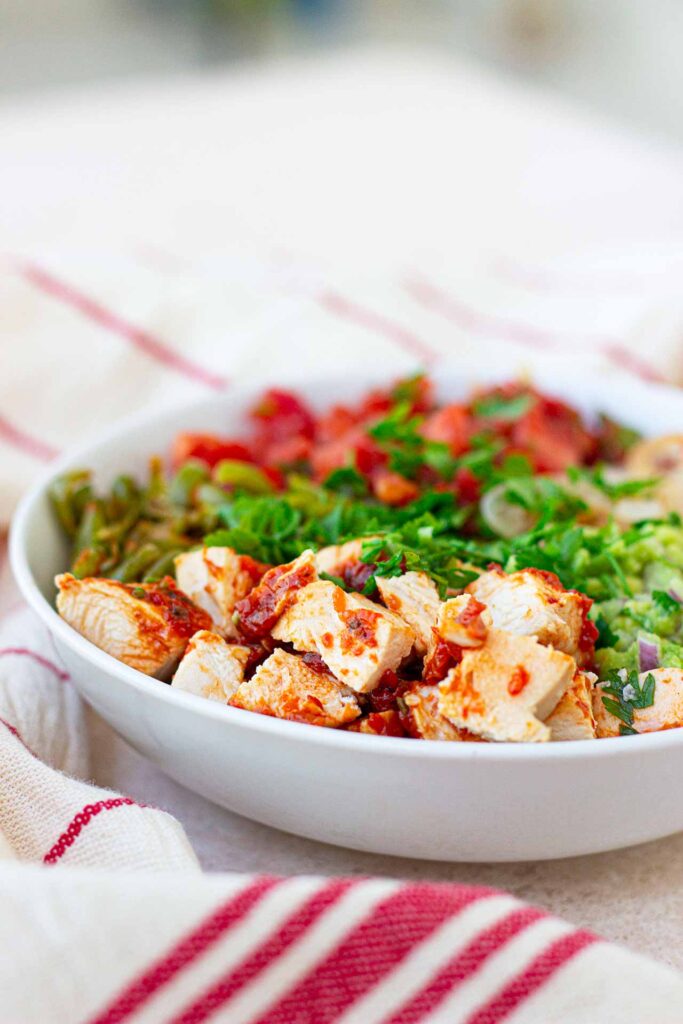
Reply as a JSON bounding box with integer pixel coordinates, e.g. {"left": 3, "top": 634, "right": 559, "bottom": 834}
{"left": 353, "top": 436, "right": 388, "bottom": 477}
{"left": 251, "top": 389, "right": 316, "bottom": 442}
{"left": 372, "top": 471, "right": 419, "bottom": 506}
{"left": 420, "top": 404, "right": 471, "bottom": 455}
{"left": 171, "top": 433, "right": 253, "bottom": 469}
{"left": 261, "top": 435, "right": 313, "bottom": 468}
{"left": 260, "top": 465, "right": 286, "bottom": 490}
{"left": 316, "top": 405, "right": 358, "bottom": 443}
{"left": 512, "top": 398, "right": 596, "bottom": 472}
{"left": 356, "top": 388, "right": 394, "bottom": 421}
{"left": 454, "top": 466, "right": 481, "bottom": 504}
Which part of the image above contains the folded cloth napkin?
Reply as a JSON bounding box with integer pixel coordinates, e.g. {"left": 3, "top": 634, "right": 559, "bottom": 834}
{"left": 2, "top": 247, "right": 683, "bottom": 1022}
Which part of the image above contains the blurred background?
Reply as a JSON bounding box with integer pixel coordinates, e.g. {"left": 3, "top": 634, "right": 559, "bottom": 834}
{"left": 1, "top": 0, "right": 682, "bottom": 141}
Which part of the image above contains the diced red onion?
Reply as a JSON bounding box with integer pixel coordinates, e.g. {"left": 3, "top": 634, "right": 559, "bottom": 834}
{"left": 667, "top": 588, "right": 683, "bottom": 604}
{"left": 638, "top": 637, "right": 659, "bottom": 672}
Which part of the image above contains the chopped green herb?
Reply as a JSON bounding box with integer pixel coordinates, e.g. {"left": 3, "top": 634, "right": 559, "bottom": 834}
{"left": 652, "top": 590, "right": 680, "bottom": 613}
{"left": 323, "top": 466, "right": 369, "bottom": 497}
{"left": 600, "top": 669, "right": 656, "bottom": 732}
{"left": 473, "top": 393, "right": 534, "bottom": 421}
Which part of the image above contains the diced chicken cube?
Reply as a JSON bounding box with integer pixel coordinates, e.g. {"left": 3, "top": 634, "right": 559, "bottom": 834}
{"left": 174, "top": 546, "right": 264, "bottom": 639}
{"left": 234, "top": 550, "right": 318, "bottom": 640}
{"left": 56, "top": 573, "right": 212, "bottom": 678}
{"left": 172, "top": 630, "right": 250, "bottom": 703}
{"left": 436, "top": 595, "right": 490, "bottom": 649}
{"left": 593, "top": 668, "right": 683, "bottom": 737}
{"left": 271, "top": 580, "right": 415, "bottom": 693}
{"left": 422, "top": 596, "right": 490, "bottom": 683}
{"left": 403, "top": 682, "right": 482, "bottom": 741}
{"left": 229, "top": 648, "right": 360, "bottom": 728}
{"left": 467, "top": 568, "right": 591, "bottom": 661}
{"left": 438, "top": 629, "right": 576, "bottom": 742}
{"left": 376, "top": 572, "right": 441, "bottom": 655}
{"left": 546, "top": 671, "right": 597, "bottom": 740}
{"left": 314, "top": 539, "right": 373, "bottom": 577}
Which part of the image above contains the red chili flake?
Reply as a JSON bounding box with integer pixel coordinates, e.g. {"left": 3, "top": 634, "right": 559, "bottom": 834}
{"left": 507, "top": 665, "right": 530, "bottom": 696}
{"left": 129, "top": 578, "right": 212, "bottom": 639}
{"left": 339, "top": 609, "right": 380, "bottom": 656}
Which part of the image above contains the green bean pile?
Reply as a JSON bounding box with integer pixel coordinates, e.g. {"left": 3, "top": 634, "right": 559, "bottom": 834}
{"left": 50, "top": 459, "right": 225, "bottom": 583}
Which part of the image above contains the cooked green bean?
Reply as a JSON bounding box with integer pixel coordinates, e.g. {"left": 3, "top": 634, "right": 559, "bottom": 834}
{"left": 143, "top": 548, "right": 185, "bottom": 582}
{"left": 169, "top": 461, "right": 210, "bottom": 507}
{"left": 110, "top": 543, "right": 162, "bottom": 582}
{"left": 49, "top": 470, "right": 93, "bottom": 537}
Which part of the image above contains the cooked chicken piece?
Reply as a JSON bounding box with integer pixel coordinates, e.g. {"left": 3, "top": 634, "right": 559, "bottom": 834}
{"left": 347, "top": 710, "right": 405, "bottom": 736}
{"left": 171, "top": 630, "right": 250, "bottom": 702}
{"left": 436, "top": 595, "right": 490, "bottom": 649}
{"left": 593, "top": 668, "right": 683, "bottom": 737}
{"left": 626, "top": 434, "right": 683, "bottom": 476}
{"left": 422, "top": 596, "right": 490, "bottom": 684}
{"left": 402, "top": 682, "right": 482, "bottom": 741}
{"left": 466, "top": 568, "right": 591, "bottom": 661}
{"left": 229, "top": 648, "right": 360, "bottom": 728}
{"left": 376, "top": 572, "right": 441, "bottom": 655}
{"left": 438, "top": 629, "right": 576, "bottom": 742}
{"left": 271, "top": 580, "right": 415, "bottom": 693}
{"left": 314, "top": 538, "right": 375, "bottom": 576}
{"left": 175, "top": 546, "right": 264, "bottom": 639}
{"left": 56, "top": 573, "right": 212, "bottom": 678}
{"left": 545, "top": 671, "right": 597, "bottom": 741}
{"left": 234, "top": 550, "right": 318, "bottom": 640}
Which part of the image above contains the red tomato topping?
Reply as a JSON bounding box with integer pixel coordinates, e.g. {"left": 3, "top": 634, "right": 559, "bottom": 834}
{"left": 172, "top": 434, "right": 253, "bottom": 469}
{"left": 454, "top": 466, "right": 481, "bottom": 504}
{"left": 372, "top": 471, "right": 419, "bottom": 506}
{"left": 353, "top": 436, "right": 388, "bottom": 477}
{"left": 251, "top": 389, "right": 316, "bottom": 441}
{"left": 420, "top": 404, "right": 471, "bottom": 455}
{"left": 512, "top": 397, "right": 597, "bottom": 472}
{"left": 235, "top": 559, "right": 316, "bottom": 640}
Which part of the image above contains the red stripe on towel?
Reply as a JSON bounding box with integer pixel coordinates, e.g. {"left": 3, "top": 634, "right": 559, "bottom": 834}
{"left": 43, "top": 798, "right": 137, "bottom": 864}
{"left": 0, "top": 715, "right": 38, "bottom": 757}
{"left": 0, "top": 414, "right": 60, "bottom": 462}
{"left": 255, "top": 884, "right": 493, "bottom": 1023}
{"left": 169, "top": 878, "right": 356, "bottom": 1024}
{"left": 88, "top": 877, "right": 282, "bottom": 1024}
{"left": 0, "top": 647, "right": 70, "bottom": 681}
{"left": 20, "top": 262, "right": 229, "bottom": 392}
{"left": 386, "top": 906, "right": 545, "bottom": 1023}
{"left": 319, "top": 290, "right": 439, "bottom": 363}
{"left": 465, "top": 929, "right": 598, "bottom": 1024}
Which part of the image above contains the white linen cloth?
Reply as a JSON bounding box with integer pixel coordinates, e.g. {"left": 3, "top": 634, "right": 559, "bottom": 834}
{"left": 1, "top": 49, "right": 683, "bottom": 1022}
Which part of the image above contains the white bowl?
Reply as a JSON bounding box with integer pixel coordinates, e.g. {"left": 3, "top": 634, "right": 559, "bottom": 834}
{"left": 10, "top": 359, "right": 683, "bottom": 861}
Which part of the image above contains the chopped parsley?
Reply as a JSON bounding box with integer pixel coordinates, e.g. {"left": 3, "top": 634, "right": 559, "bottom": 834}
{"left": 472, "top": 392, "right": 534, "bottom": 421}
{"left": 599, "top": 669, "right": 656, "bottom": 735}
